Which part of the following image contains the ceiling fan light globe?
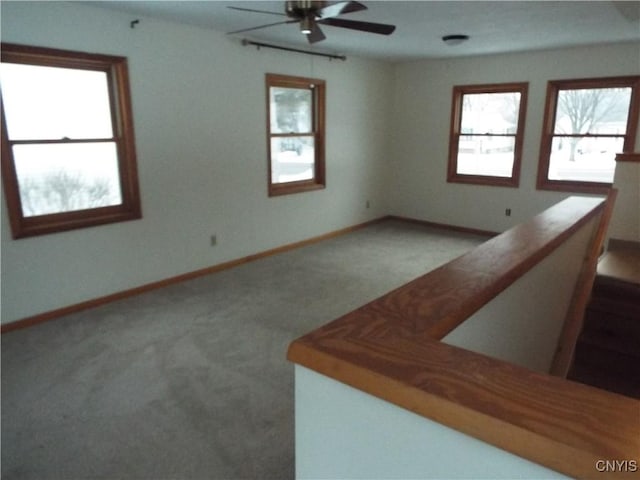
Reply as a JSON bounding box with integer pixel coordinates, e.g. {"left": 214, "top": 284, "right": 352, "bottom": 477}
{"left": 300, "top": 16, "right": 313, "bottom": 34}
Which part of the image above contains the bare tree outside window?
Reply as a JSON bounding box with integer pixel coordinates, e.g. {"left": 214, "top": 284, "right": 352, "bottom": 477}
{"left": 538, "top": 76, "right": 639, "bottom": 193}
{"left": 555, "top": 87, "right": 631, "bottom": 162}
{"left": 11, "top": 142, "right": 123, "bottom": 217}
{"left": 1, "top": 43, "right": 141, "bottom": 238}
{"left": 18, "top": 171, "right": 117, "bottom": 217}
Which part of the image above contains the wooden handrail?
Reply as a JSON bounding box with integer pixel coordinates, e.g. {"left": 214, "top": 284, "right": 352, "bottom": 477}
{"left": 288, "top": 196, "right": 639, "bottom": 479}
{"left": 550, "top": 189, "right": 617, "bottom": 377}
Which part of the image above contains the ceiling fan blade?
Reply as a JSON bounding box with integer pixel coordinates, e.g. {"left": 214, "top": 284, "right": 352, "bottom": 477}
{"left": 227, "top": 6, "right": 285, "bottom": 17}
{"left": 317, "top": 1, "right": 367, "bottom": 19}
{"left": 318, "top": 17, "right": 396, "bottom": 35}
{"left": 227, "top": 19, "right": 297, "bottom": 35}
{"left": 307, "top": 22, "right": 326, "bottom": 43}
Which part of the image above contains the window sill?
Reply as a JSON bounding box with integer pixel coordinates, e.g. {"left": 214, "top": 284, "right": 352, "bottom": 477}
{"left": 11, "top": 206, "right": 142, "bottom": 239}
{"left": 615, "top": 152, "right": 640, "bottom": 163}
{"left": 268, "top": 180, "right": 325, "bottom": 197}
{"left": 447, "top": 173, "right": 519, "bottom": 188}
{"left": 536, "top": 179, "right": 612, "bottom": 195}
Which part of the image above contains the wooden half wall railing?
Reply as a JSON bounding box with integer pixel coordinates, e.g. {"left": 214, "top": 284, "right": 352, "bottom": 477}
{"left": 549, "top": 188, "right": 617, "bottom": 377}
{"left": 288, "top": 193, "right": 639, "bottom": 480}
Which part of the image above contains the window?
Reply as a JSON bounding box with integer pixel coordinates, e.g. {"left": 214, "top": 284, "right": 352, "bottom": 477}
{"left": 266, "top": 73, "right": 325, "bottom": 196}
{"left": 1, "top": 43, "right": 141, "bottom": 238}
{"left": 536, "top": 76, "right": 640, "bottom": 193}
{"left": 447, "top": 82, "right": 528, "bottom": 187}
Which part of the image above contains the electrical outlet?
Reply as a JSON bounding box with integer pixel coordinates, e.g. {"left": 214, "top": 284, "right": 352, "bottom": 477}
{"left": 366, "top": 200, "right": 370, "bottom": 209}
{"left": 505, "top": 208, "right": 511, "bottom": 217}
{"left": 210, "top": 235, "right": 217, "bottom": 246}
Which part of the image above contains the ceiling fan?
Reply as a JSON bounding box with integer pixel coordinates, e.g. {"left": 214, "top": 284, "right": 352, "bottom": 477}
{"left": 226, "top": 1, "right": 396, "bottom": 44}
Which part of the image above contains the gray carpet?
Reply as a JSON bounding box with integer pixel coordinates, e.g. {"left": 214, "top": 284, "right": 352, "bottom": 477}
{"left": 1, "top": 219, "right": 486, "bottom": 480}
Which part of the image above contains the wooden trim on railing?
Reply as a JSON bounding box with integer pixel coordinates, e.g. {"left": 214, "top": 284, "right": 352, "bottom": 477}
{"left": 615, "top": 152, "right": 640, "bottom": 162}
{"left": 289, "top": 336, "right": 639, "bottom": 479}
{"left": 300, "top": 197, "right": 604, "bottom": 343}
{"left": 550, "top": 189, "right": 617, "bottom": 378}
{"left": 289, "top": 338, "right": 638, "bottom": 479}
{"left": 288, "top": 196, "right": 639, "bottom": 480}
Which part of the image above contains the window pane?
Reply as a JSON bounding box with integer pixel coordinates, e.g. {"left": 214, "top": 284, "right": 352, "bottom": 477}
{"left": 547, "top": 136, "right": 623, "bottom": 183}
{"left": 461, "top": 92, "right": 520, "bottom": 134}
{"left": 0, "top": 63, "right": 113, "bottom": 140}
{"left": 270, "top": 136, "right": 314, "bottom": 183}
{"left": 270, "top": 87, "right": 312, "bottom": 134}
{"left": 456, "top": 135, "right": 515, "bottom": 177}
{"left": 554, "top": 88, "right": 632, "bottom": 135}
{"left": 13, "top": 143, "right": 122, "bottom": 216}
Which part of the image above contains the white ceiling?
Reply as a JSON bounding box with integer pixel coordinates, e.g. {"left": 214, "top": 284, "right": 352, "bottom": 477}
{"left": 89, "top": 1, "right": 640, "bottom": 62}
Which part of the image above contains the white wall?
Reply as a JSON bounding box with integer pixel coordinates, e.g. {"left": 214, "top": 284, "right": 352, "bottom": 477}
{"left": 0, "top": 1, "right": 393, "bottom": 324}
{"left": 609, "top": 160, "right": 640, "bottom": 242}
{"left": 295, "top": 365, "right": 568, "bottom": 480}
{"left": 443, "top": 215, "right": 596, "bottom": 372}
{"left": 387, "top": 42, "right": 640, "bottom": 233}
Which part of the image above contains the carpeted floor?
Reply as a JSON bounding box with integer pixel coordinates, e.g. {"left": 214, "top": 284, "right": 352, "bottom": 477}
{"left": 1, "top": 219, "right": 487, "bottom": 480}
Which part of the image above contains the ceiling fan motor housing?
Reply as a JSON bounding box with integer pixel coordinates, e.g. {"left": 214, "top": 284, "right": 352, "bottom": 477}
{"left": 285, "top": 1, "right": 324, "bottom": 19}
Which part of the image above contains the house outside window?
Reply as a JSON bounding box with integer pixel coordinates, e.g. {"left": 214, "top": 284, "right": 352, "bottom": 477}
{"left": 266, "top": 73, "right": 325, "bottom": 196}
{"left": 536, "top": 76, "right": 640, "bottom": 194}
{"left": 1, "top": 43, "right": 141, "bottom": 238}
{"left": 447, "top": 82, "right": 528, "bottom": 187}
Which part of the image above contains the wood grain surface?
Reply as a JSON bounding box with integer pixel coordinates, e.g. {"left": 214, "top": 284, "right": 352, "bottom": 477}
{"left": 615, "top": 152, "right": 640, "bottom": 163}
{"left": 288, "top": 196, "right": 640, "bottom": 479}
{"left": 550, "top": 189, "right": 617, "bottom": 377}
